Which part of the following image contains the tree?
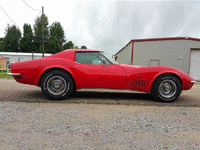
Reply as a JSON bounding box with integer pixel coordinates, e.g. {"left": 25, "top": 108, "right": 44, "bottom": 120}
{"left": 62, "top": 41, "right": 75, "bottom": 50}
{"left": 3, "top": 24, "right": 21, "bottom": 52}
{"left": 20, "top": 24, "right": 35, "bottom": 52}
{"left": 33, "top": 14, "right": 49, "bottom": 53}
{"left": 74, "top": 46, "right": 79, "bottom": 49}
{"left": 46, "top": 36, "right": 62, "bottom": 54}
{"left": 0, "top": 38, "right": 3, "bottom": 52}
{"left": 48, "top": 22, "right": 65, "bottom": 53}
{"left": 50, "top": 22, "right": 65, "bottom": 45}
{"left": 81, "top": 45, "right": 87, "bottom": 49}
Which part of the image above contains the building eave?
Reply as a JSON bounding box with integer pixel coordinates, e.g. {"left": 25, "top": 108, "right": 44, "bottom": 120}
{"left": 114, "top": 40, "right": 132, "bottom": 56}
{"left": 114, "top": 37, "right": 200, "bottom": 56}
{"left": 131, "top": 36, "right": 200, "bottom": 42}
{"left": 0, "top": 52, "right": 52, "bottom": 56}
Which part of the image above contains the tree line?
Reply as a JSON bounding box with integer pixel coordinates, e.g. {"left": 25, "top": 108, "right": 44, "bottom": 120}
{"left": 0, "top": 14, "right": 87, "bottom": 54}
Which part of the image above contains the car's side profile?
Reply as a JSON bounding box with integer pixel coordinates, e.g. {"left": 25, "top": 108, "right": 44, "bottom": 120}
{"left": 9, "top": 49, "right": 196, "bottom": 102}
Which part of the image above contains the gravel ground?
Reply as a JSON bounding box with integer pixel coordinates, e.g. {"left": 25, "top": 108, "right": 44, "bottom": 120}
{"left": 0, "top": 102, "right": 200, "bottom": 149}
{"left": 0, "top": 79, "right": 200, "bottom": 149}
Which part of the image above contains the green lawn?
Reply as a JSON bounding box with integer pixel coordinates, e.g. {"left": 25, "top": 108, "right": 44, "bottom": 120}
{"left": 0, "top": 70, "right": 13, "bottom": 79}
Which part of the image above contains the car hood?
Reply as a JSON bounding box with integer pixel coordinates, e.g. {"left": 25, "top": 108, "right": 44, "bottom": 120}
{"left": 117, "top": 63, "right": 179, "bottom": 71}
{"left": 116, "top": 64, "right": 194, "bottom": 85}
{"left": 117, "top": 64, "right": 143, "bottom": 69}
{"left": 116, "top": 63, "right": 182, "bottom": 77}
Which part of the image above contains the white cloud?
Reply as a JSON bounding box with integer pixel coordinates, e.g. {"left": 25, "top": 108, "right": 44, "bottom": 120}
{"left": 1, "top": 1, "right": 200, "bottom": 56}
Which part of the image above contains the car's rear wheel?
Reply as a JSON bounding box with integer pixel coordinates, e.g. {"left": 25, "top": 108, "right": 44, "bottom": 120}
{"left": 151, "top": 74, "right": 182, "bottom": 102}
{"left": 41, "top": 70, "right": 73, "bottom": 100}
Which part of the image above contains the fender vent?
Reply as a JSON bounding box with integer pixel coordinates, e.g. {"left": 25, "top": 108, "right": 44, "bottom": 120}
{"left": 128, "top": 79, "right": 147, "bottom": 87}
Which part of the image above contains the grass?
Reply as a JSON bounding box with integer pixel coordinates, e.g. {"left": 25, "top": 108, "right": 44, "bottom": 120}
{"left": 0, "top": 70, "right": 13, "bottom": 79}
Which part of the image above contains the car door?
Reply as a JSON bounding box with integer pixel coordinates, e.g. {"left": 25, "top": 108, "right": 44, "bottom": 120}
{"left": 73, "top": 51, "right": 127, "bottom": 89}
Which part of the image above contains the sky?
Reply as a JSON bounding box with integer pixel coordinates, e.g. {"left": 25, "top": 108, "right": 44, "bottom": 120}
{"left": 1, "top": 0, "right": 200, "bottom": 57}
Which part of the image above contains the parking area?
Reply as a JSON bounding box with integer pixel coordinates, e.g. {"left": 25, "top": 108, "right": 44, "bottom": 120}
{"left": 0, "top": 79, "right": 200, "bottom": 149}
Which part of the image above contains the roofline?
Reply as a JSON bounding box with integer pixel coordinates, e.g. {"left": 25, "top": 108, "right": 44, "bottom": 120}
{"left": 64, "top": 49, "right": 102, "bottom": 52}
{"left": 114, "top": 36, "right": 200, "bottom": 56}
{"left": 131, "top": 36, "right": 200, "bottom": 42}
{"left": 114, "top": 40, "right": 132, "bottom": 56}
{"left": 0, "top": 52, "right": 52, "bottom": 56}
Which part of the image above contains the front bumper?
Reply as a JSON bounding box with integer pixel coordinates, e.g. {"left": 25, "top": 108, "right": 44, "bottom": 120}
{"left": 191, "top": 80, "right": 196, "bottom": 84}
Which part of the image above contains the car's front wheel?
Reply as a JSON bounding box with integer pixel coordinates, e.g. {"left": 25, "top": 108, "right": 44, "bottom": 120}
{"left": 151, "top": 75, "right": 182, "bottom": 102}
{"left": 41, "top": 70, "right": 73, "bottom": 100}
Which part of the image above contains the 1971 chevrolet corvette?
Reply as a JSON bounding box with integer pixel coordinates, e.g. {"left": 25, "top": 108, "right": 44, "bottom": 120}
{"left": 8, "top": 49, "right": 196, "bottom": 102}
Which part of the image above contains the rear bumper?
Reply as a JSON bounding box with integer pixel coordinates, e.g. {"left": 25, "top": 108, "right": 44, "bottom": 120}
{"left": 7, "top": 73, "right": 21, "bottom": 76}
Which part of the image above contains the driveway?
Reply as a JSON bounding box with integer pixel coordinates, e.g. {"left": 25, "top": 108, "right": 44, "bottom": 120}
{"left": 0, "top": 79, "right": 200, "bottom": 149}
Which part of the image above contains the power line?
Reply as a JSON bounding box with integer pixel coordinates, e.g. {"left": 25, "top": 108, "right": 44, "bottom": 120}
{"left": 6, "top": 2, "right": 23, "bottom": 25}
{"left": 35, "top": 10, "right": 42, "bottom": 21}
{"left": 23, "top": 0, "right": 40, "bottom": 11}
{"left": 0, "top": 5, "right": 17, "bottom": 26}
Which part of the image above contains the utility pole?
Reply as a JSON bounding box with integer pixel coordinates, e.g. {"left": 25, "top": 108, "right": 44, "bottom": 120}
{"left": 42, "top": 6, "right": 44, "bottom": 57}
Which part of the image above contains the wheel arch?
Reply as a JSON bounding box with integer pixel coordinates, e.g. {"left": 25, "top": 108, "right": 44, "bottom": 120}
{"left": 38, "top": 68, "right": 77, "bottom": 91}
{"left": 150, "top": 73, "right": 182, "bottom": 92}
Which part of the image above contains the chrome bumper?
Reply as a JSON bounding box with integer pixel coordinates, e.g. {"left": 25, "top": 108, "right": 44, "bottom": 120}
{"left": 7, "top": 73, "right": 21, "bottom": 76}
{"left": 191, "top": 81, "right": 196, "bottom": 84}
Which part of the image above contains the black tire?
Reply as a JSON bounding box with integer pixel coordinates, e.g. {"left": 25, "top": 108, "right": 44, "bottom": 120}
{"left": 151, "top": 75, "right": 182, "bottom": 102}
{"left": 41, "top": 70, "right": 74, "bottom": 100}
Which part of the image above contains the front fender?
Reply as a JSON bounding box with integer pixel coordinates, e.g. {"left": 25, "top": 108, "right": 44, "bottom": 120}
{"left": 122, "top": 65, "right": 183, "bottom": 92}
{"left": 148, "top": 71, "right": 182, "bottom": 92}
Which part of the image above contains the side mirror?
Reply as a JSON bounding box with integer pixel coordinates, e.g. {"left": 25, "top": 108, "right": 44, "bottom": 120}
{"left": 102, "top": 58, "right": 108, "bottom": 67}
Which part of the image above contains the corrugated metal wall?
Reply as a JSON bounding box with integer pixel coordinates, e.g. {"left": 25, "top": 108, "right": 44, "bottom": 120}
{"left": 133, "top": 39, "right": 200, "bottom": 74}
{"left": 115, "top": 42, "right": 132, "bottom": 65}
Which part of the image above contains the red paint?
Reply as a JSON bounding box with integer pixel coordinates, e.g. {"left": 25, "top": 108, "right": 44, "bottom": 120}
{"left": 72, "top": 62, "right": 126, "bottom": 89}
{"left": 131, "top": 41, "right": 134, "bottom": 65}
{"left": 11, "top": 49, "right": 195, "bottom": 93}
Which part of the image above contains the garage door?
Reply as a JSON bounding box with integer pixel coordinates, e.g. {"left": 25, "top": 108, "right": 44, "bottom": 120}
{"left": 190, "top": 50, "right": 200, "bottom": 81}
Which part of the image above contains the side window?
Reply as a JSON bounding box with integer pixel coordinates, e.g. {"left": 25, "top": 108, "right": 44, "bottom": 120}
{"left": 75, "top": 52, "right": 112, "bottom": 65}
{"left": 75, "top": 52, "right": 101, "bottom": 64}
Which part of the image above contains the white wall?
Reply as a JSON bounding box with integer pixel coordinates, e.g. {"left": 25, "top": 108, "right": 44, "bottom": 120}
{"left": 115, "top": 42, "right": 132, "bottom": 64}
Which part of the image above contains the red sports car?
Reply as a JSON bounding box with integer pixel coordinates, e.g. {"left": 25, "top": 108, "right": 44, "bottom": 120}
{"left": 8, "top": 49, "right": 196, "bottom": 102}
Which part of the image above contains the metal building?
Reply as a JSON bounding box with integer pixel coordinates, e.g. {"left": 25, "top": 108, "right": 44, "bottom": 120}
{"left": 0, "top": 52, "right": 52, "bottom": 69}
{"left": 114, "top": 37, "right": 200, "bottom": 81}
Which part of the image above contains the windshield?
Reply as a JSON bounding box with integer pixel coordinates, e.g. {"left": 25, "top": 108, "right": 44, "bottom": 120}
{"left": 101, "top": 52, "right": 119, "bottom": 64}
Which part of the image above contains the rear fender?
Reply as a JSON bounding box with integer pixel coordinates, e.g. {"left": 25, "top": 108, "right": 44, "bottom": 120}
{"left": 36, "top": 66, "right": 79, "bottom": 89}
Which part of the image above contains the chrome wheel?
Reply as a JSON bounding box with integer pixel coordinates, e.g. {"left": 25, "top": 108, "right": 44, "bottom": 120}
{"left": 159, "top": 79, "right": 177, "bottom": 98}
{"left": 41, "top": 70, "right": 74, "bottom": 100}
{"left": 46, "top": 76, "right": 68, "bottom": 95}
{"left": 151, "top": 75, "right": 181, "bottom": 102}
